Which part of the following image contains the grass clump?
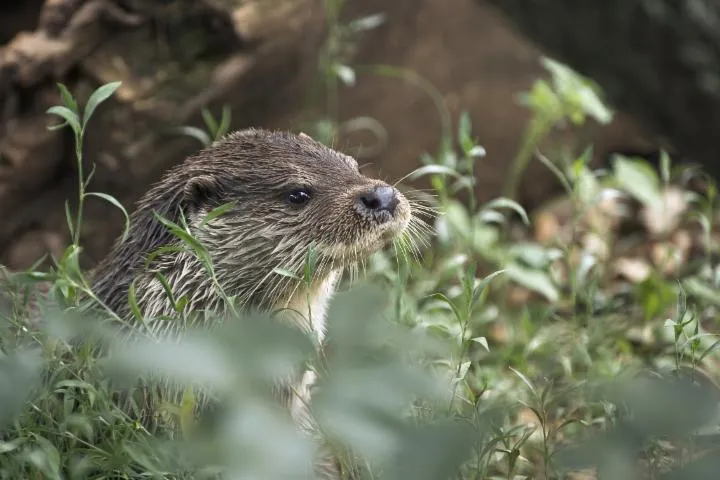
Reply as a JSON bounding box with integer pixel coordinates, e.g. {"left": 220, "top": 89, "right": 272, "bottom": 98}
{"left": 2, "top": 59, "right": 720, "bottom": 480}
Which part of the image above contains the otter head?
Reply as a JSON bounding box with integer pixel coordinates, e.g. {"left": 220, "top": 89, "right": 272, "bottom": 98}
{"left": 126, "top": 128, "right": 413, "bottom": 315}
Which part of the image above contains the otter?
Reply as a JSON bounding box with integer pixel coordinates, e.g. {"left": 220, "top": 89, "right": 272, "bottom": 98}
{"left": 93, "top": 129, "right": 411, "bottom": 327}
{"left": 90, "top": 128, "right": 418, "bottom": 478}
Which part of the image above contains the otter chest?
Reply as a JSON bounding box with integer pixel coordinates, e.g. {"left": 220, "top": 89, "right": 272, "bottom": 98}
{"left": 283, "top": 270, "right": 340, "bottom": 345}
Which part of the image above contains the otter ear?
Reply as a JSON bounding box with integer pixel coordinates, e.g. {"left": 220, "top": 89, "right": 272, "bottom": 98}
{"left": 184, "top": 174, "right": 221, "bottom": 207}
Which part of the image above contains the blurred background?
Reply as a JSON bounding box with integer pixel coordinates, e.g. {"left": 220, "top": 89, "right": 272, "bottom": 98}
{"left": 0, "top": 0, "right": 712, "bottom": 270}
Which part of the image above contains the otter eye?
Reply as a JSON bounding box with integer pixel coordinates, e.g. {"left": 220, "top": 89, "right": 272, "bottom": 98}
{"left": 286, "top": 188, "right": 312, "bottom": 206}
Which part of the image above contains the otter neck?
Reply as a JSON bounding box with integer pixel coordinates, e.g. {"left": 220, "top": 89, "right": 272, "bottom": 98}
{"left": 282, "top": 270, "right": 341, "bottom": 344}
{"left": 97, "top": 228, "right": 341, "bottom": 344}
{"left": 129, "top": 256, "right": 340, "bottom": 344}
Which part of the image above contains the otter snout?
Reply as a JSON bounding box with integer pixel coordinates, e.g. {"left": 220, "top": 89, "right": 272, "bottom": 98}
{"left": 355, "top": 185, "right": 400, "bottom": 220}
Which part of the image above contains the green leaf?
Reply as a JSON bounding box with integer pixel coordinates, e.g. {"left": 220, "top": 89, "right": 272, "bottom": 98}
{"left": 153, "top": 212, "right": 209, "bottom": 263}
{"left": 573, "top": 83, "right": 613, "bottom": 124}
{"left": 471, "top": 336, "right": 490, "bottom": 351}
{"left": 46, "top": 105, "right": 81, "bottom": 134}
{"left": 201, "top": 201, "right": 237, "bottom": 226}
{"left": 613, "top": 155, "right": 662, "bottom": 207}
{"left": 683, "top": 277, "right": 720, "bottom": 308}
{"left": 59, "top": 244, "right": 84, "bottom": 285}
{"left": 505, "top": 263, "right": 559, "bottom": 303}
{"left": 348, "top": 13, "right": 385, "bottom": 32}
{"left": 175, "top": 295, "right": 189, "bottom": 313}
{"left": 657, "top": 150, "right": 672, "bottom": 184}
{"left": 509, "top": 366, "right": 536, "bottom": 395}
{"left": 635, "top": 276, "right": 677, "bottom": 321}
{"left": 473, "top": 269, "right": 506, "bottom": 305}
{"left": 303, "top": 244, "right": 319, "bottom": 281}
{"left": 478, "top": 209, "right": 505, "bottom": 225}
{"left": 541, "top": 57, "right": 612, "bottom": 124}
{"left": 482, "top": 197, "right": 530, "bottom": 226}
{"left": 64, "top": 200, "right": 75, "bottom": 240}
{"left": 453, "top": 360, "right": 471, "bottom": 383}
{"left": 335, "top": 64, "right": 356, "bottom": 86}
{"left": 83, "top": 162, "right": 97, "bottom": 189}
{"left": 216, "top": 105, "right": 232, "bottom": 140}
{"left": 273, "top": 267, "right": 301, "bottom": 280}
{"left": 201, "top": 108, "right": 219, "bottom": 137}
{"left": 173, "top": 126, "right": 212, "bottom": 147}
{"left": 27, "top": 434, "right": 61, "bottom": 479}
{"left": 468, "top": 145, "right": 486, "bottom": 157}
{"left": 0, "top": 438, "right": 25, "bottom": 454}
{"left": 444, "top": 201, "right": 472, "bottom": 237}
{"left": 85, "top": 192, "right": 130, "bottom": 242}
{"left": 574, "top": 164, "right": 599, "bottom": 205}
{"left": 457, "top": 111, "right": 473, "bottom": 154}
{"left": 179, "top": 385, "right": 197, "bottom": 436}
{"left": 54, "top": 379, "right": 96, "bottom": 392}
{"left": 535, "top": 149, "right": 573, "bottom": 195}
{"left": 522, "top": 79, "right": 561, "bottom": 116}
{"left": 82, "top": 81, "right": 121, "bottom": 129}
{"left": 406, "top": 165, "right": 462, "bottom": 181}
{"left": 461, "top": 264, "right": 477, "bottom": 305}
{"left": 429, "top": 292, "right": 462, "bottom": 324}
{"left": 127, "top": 280, "right": 145, "bottom": 325}
{"left": 145, "top": 245, "right": 183, "bottom": 267}
{"left": 154, "top": 272, "right": 177, "bottom": 310}
{"left": 56, "top": 83, "right": 78, "bottom": 114}
{"left": 508, "top": 243, "right": 556, "bottom": 269}
{"left": 699, "top": 338, "right": 720, "bottom": 362}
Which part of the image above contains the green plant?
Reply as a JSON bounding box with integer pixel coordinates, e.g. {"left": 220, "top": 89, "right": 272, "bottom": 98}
{"left": 505, "top": 57, "right": 614, "bottom": 199}
{"left": 48, "top": 82, "right": 130, "bottom": 250}
{"left": 5, "top": 50, "right": 720, "bottom": 480}
{"left": 173, "top": 105, "right": 233, "bottom": 147}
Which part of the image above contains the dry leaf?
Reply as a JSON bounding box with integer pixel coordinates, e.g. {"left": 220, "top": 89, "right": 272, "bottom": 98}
{"left": 507, "top": 286, "right": 533, "bottom": 307}
{"left": 640, "top": 186, "right": 687, "bottom": 237}
{"left": 582, "top": 232, "right": 609, "bottom": 261}
{"left": 613, "top": 257, "right": 652, "bottom": 283}
{"left": 488, "top": 321, "right": 509, "bottom": 344}
{"left": 534, "top": 210, "right": 561, "bottom": 244}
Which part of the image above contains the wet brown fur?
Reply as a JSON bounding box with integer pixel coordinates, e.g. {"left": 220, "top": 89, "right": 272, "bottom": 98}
{"left": 92, "top": 129, "right": 411, "bottom": 327}
{"left": 90, "top": 128, "right": 417, "bottom": 478}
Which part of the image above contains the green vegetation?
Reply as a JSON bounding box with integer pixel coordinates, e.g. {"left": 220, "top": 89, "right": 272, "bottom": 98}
{"left": 2, "top": 4, "right": 720, "bottom": 479}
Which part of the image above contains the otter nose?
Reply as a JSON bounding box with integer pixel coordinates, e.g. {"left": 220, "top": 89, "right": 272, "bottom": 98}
{"left": 357, "top": 185, "right": 399, "bottom": 214}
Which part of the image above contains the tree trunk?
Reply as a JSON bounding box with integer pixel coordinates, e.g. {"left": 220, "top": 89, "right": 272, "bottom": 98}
{"left": 479, "top": 0, "right": 720, "bottom": 176}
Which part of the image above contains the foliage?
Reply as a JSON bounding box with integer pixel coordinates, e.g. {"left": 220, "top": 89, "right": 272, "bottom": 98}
{"left": 2, "top": 28, "right": 720, "bottom": 480}
{"left": 505, "top": 57, "right": 613, "bottom": 199}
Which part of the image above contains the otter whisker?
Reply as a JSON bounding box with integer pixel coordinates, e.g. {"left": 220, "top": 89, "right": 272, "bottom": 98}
{"left": 350, "top": 244, "right": 360, "bottom": 284}
{"left": 402, "top": 186, "right": 441, "bottom": 199}
{"left": 407, "top": 199, "right": 440, "bottom": 216}
{"left": 348, "top": 255, "right": 359, "bottom": 285}
{"left": 401, "top": 187, "right": 440, "bottom": 195}
{"left": 404, "top": 218, "right": 430, "bottom": 242}
{"left": 408, "top": 213, "right": 439, "bottom": 229}
{"left": 391, "top": 169, "right": 427, "bottom": 187}
{"left": 404, "top": 188, "right": 440, "bottom": 201}
{"left": 407, "top": 218, "right": 434, "bottom": 245}
{"left": 409, "top": 207, "right": 440, "bottom": 221}
{"left": 398, "top": 236, "right": 420, "bottom": 264}
{"left": 403, "top": 234, "right": 420, "bottom": 263}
